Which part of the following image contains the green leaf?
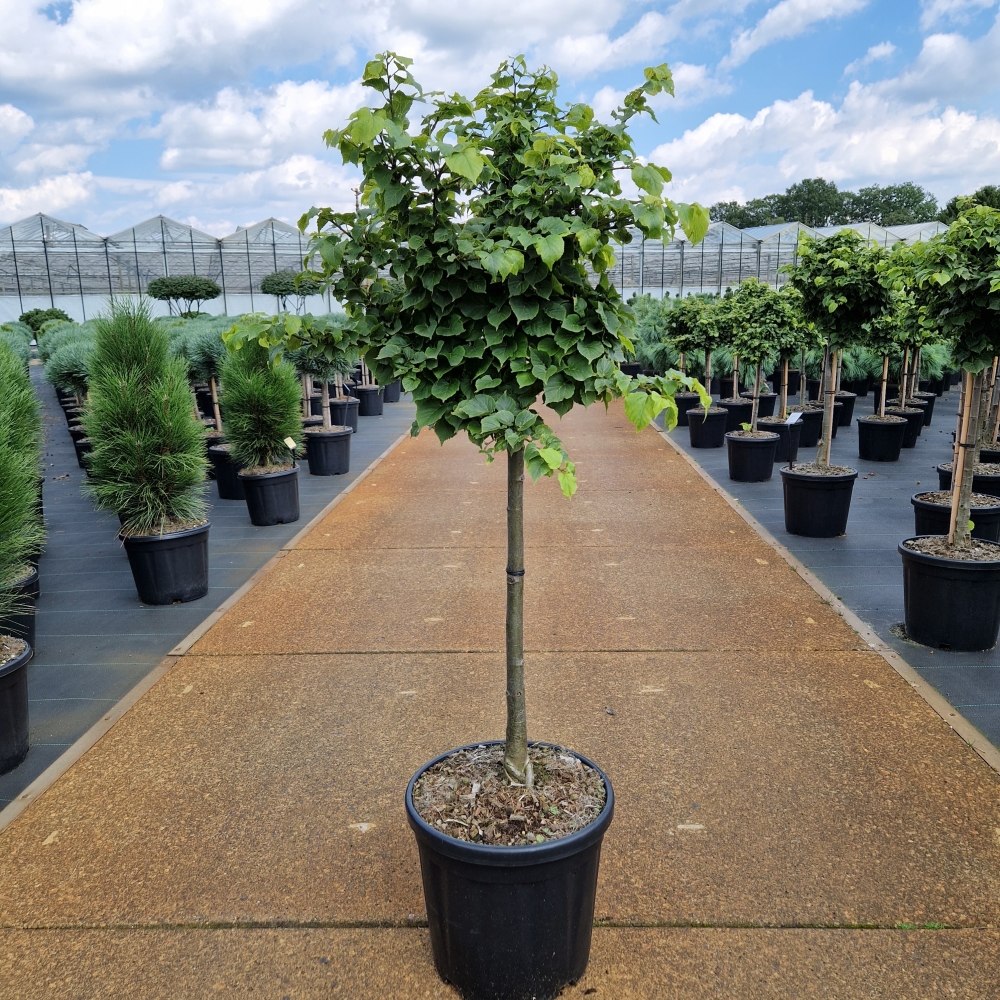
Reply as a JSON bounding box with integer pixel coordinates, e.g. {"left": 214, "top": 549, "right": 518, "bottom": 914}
{"left": 558, "top": 469, "right": 578, "bottom": 498}
{"left": 576, "top": 340, "right": 605, "bottom": 362}
{"left": 677, "top": 202, "right": 710, "bottom": 246}
{"left": 510, "top": 297, "right": 539, "bottom": 323}
{"left": 445, "top": 147, "right": 487, "bottom": 183}
{"left": 575, "top": 228, "right": 600, "bottom": 253}
{"left": 534, "top": 234, "right": 565, "bottom": 269}
{"left": 455, "top": 394, "right": 495, "bottom": 417}
{"left": 347, "top": 107, "right": 384, "bottom": 146}
{"left": 631, "top": 163, "right": 665, "bottom": 196}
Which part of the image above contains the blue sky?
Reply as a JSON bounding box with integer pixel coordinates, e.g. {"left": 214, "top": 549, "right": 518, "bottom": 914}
{"left": 2, "top": 0, "right": 1000, "bottom": 234}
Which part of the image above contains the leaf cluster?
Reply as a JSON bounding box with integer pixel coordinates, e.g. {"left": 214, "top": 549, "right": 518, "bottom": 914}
{"left": 260, "top": 270, "right": 323, "bottom": 312}
{"left": 726, "top": 279, "right": 805, "bottom": 365}
{"left": 147, "top": 275, "right": 222, "bottom": 317}
{"left": 19, "top": 307, "right": 71, "bottom": 332}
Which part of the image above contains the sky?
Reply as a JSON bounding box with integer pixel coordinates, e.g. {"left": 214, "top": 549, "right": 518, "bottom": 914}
{"left": 1, "top": 0, "right": 1000, "bottom": 235}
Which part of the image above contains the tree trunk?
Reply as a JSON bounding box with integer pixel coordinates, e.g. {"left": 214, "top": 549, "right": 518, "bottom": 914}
{"left": 799, "top": 348, "right": 806, "bottom": 407}
{"left": 751, "top": 363, "right": 762, "bottom": 431}
{"left": 912, "top": 348, "right": 923, "bottom": 401}
{"left": 301, "top": 375, "right": 311, "bottom": 419}
{"left": 834, "top": 350, "right": 842, "bottom": 394}
{"left": 879, "top": 355, "right": 889, "bottom": 417}
{"left": 679, "top": 352, "right": 686, "bottom": 375}
{"left": 780, "top": 358, "right": 789, "bottom": 419}
{"left": 504, "top": 448, "right": 532, "bottom": 787}
{"left": 209, "top": 376, "right": 223, "bottom": 432}
{"left": 321, "top": 379, "right": 332, "bottom": 431}
{"left": 816, "top": 345, "right": 835, "bottom": 467}
{"left": 949, "top": 370, "right": 984, "bottom": 551}
{"left": 731, "top": 355, "right": 739, "bottom": 400}
{"left": 900, "top": 347, "right": 910, "bottom": 405}
{"left": 704, "top": 350, "right": 712, "bottom": 396}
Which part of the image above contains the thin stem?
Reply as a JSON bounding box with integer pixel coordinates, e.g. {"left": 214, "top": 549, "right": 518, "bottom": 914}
{"left": 504, "top": 448, "right": 532, "bottom": 787}
{"left": 949, "top": 370, "right": 982, "bottom": 550}
{"left": 879, "top": 355, "right": 889, "bottom": 418}
{"left": 751, "top": 363, "right": 761, "bottom": 431}
{"left": 780, "top": 358, "right": 788, "bottom": 419}
{"left": 321, "top": 379, "right": 332, "bottom": 431}
{"left": 209, "top": 376, "right": 223, "bottom": 433}
{"left": 816, "top": 345, "right": 835, "bottom": 467}
{"left": 731, "top": 354, "right": 739, "bottom": 401}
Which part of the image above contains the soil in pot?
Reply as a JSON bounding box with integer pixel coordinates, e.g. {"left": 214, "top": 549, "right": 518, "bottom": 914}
{"left": 885, "top": 406, "right": 924, "bottom": 448}
{"left": 356, "top": 385, "right": 384, "bottom": 416}
{"left": 912, "top": 491, "right": 1000, "bottom": 541}
{"left": 121, "top": 520, "right": 210, "bottom": 605}
{"left": 305, "top": 426, "right": 352, "bottom": 476}
{"left": 899, "top": 536, "right": 1000, "bottom": 650}
{"left": 936, "top": 462, "right": 1000, "bottom": 498}
{"left": 758, "top": 417, "right": 801, "bottom": 463}
{"left": 301, "top": 415, "right": 324, "bottom": 429}
{"left": 739, "top": 391, "right": 777, "bottom": 418}
{"left": 857, "top": 415, "right": 907, "bottom": 462}
{"left": 789, "top": 406, "right": 824, "bottom": 448}
{"left": 717, "top": 398, "right": 753, "bottom": 432}
{"left": 406, "top": 742, "right": 613, "bottom": 1000}
{"left": 330, "top": 396, "right": 360, "bottom": 432}
{"left": 208, "top": 443, "right": 245, "bottom": 501}
{"left": 687, "top": 407, "right": 727, "bottom": 448}
{"left": 725, "top": 430, "right": 779, "bottom": 482}
{"left": 239, "top": 464, "right": 300, "bottom": 525}
{"left": 0, "top": 637, "right": 30, "bottom": 774}
{"left": 780, "top": 463, "right": 857, "bottom": 537}
{"left": 674, "top": 392, "right": 702, "bottom": 427}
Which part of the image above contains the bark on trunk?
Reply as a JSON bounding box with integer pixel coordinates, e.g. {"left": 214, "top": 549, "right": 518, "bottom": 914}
{"left": 949, "top": 370, "right": 983, "bottom": 551}
{"left": 751, "top": 363, "right": 762, "bottom": 431}
{"left": 301, "top": 375, "right": 311, "bottom": 419}
{"left": 679, "top": 352, "right": 686, "bottom": 375}
{"left": 321, "top": 379, "right": 332, "bottom": 431}
{"left": 879, "top": 355, "right": 889, "bottom": 418}
{"left": 504, "top": 448, "right": 532, "bottom": 787}
{"left": 780, "top": 358, "right": 789, "bottom": 419}
{"left": 816, "top": 345, "right": 835, "bottom": 467}
{"left": 704, "top": 350, "right": 712, "bottom": 396}
{"left": 799, "top": 349, "right": 806, "bottom": 407}
{"left": 209, "top": 376, "right": 223, "bottom": 432}
{"left": 731, "top": 355, "right": 739, "bottom": 400}
{"left": 900, "top": 347, "right": 910, "bottom": 405}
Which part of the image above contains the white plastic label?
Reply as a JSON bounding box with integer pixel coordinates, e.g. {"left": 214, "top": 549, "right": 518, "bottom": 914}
{"left": 785, "top": 411, "right": 803, "bottom": 424}
{"left": 284, "top": 436, "right": 297, "bottom": 449}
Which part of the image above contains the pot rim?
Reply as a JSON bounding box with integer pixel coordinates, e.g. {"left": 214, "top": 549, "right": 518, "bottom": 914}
{"left": 0, "top": 640, "right": 31, "bottom": 680}
{"left": 237, "top": 463, "right": 299, "bottom": 482}
{"left": 354, "top": 384, "right": 383, "bottom": 393}
{"left": 405, "top": 740, "right": 614, "bottom": 868}
{"left": 119, "top": 520, "right": 211, "bottom": 544}
{"left": 898, "top": 535, "right": 1000, "bottom": 568}
{"left": 780, "top": 466, "right": 858, "bottom": 482}
{"left": 857, "top": 415, "right": 907, "bottom": 425}
{"left": 689, "top": 406, "right": 727, "bottom": 415}
{"left": 303, "top": 426, "right": 352, "bottom": 437}
{"left": 725, "top": 430, "right": 779, "bottom": 441}
{"left": 936, "top": 463, "right": 1000, "bottom": 479}
{"left": 912, "top": 492, "right": 1000, "bottom": 511}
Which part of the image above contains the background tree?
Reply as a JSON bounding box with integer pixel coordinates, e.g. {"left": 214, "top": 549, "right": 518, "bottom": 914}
{"left": 19, "top": 307, "right": 71, "bottom": 332}
{"left": 938, "top": 185, "right": 1000, "bottom": 223}
{"left": 666, "top": 295, "right": 718, "bottom": 384}
{"left": 842, "top": 183, "right": 938, "bottom": 226}
{"left": 147, "top": 276, "right": 221, "bottom": 317}
{"left": 260, "top": 270, "right": 323, "bottom": 313}
{"left": 786, "top": 231, "right": 891, "bottom": 465}
{"left": 232, "top": 52, "right": 710, "bottom": 787}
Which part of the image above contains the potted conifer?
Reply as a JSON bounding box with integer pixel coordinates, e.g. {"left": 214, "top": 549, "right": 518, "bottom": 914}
{"left": 240, "top": 53, "right": 710, "bottom": 1000}
{"left": 891, "top": 206, "right": 1000, "bottom": 649}
{"left": 782, "top": 232, "right": 890, "bottom": 537}
{"left": 219, "top": 337, "right": 302, "bottom": 525}
{"left": 85, "top": 301, "right": 209, "bottom": 605}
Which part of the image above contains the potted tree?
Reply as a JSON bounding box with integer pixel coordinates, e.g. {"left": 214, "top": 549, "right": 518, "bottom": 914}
{"left": 783, "top": 231, "right": 890, "bottom": 537}
{"left": 855, "top": 306, "right": 908, "bottom": 462}
{"left": 662, "top": 295, "right": 710, "bottom": 427}
{"left": 219, "top": 336, "right": 303, "bottom": 525}
{"left": 260, "top": 270, "right": 321, "bottom": 314}
{"left": 85, "top": 301, "right": 209, "bottom": 605}
{"left": 671, "top": 298, "right": 727, "bottom": 446}
{"left": 891, "top": 206, "right": 1000, "bottom": 649}
{"left": 723, "top": 280, "right": 784, "bottom": 481}
{"left": 147, "top": 275, "right": 221, "bottom": 318}
{"left": 758, "top": 286, "right": 807, "bottom": 463}
{"left": 240, "top": 53, "right": 710, "bottom": 1000}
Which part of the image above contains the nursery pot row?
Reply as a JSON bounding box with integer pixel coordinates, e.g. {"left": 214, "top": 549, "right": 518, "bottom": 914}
{"left": 122, "top": 523, "right": 210, "bottom": 605}
{"left": 857, "top": 416, "right": 906, "bottom": 463}
{"left": 911, "top": 493, "right": 1000, "bottom": 541}
{"left": 781, "top": 467, "right": 857, "bottom": 538}
{"left": 937, "top": 464, "right": 1000, "bottom": 499}
{"left": 726, "top": 432, "right": 778, "bottom": 482}
{"left": 240, "top": 465, "right": 300, "bottom": 526}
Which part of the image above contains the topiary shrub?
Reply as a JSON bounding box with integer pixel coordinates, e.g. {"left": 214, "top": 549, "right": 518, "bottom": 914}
{"left": 19, "top": 308, "right": 71, "bottom": 333}
{"left": 218, "top": 339, "right": 301, "bottom": 472}
{"left": 84, "top": 300, "right": 208, "bottom": 535}
{"left": 260, "top": 271, "right": 322, "bottom": 313}
{"left": 147, "top": 276, "right": 221, "bottom": 318}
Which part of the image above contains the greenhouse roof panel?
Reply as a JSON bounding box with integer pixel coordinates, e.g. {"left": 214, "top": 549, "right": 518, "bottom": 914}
{"left": 106, "top": 216, "right": 220, "bottom": 247}
{"left": 742, "top": 222, "right": 821, "bottom": 242}
{"left": 887, "top": 221, "right": 948, "bottom": 242}
{"left": 813, "top": 223, "right": 902, "bottom": 245}
{"left": 221, "top": 218, "right": 303, "bottom": 247}
{"left": 0, "top": 213, "right": 105, "bottom": 245}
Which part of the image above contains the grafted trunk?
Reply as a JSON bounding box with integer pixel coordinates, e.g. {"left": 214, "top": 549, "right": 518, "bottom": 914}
{"left": 504, "top": 448, "right": 532, "bottom": 787}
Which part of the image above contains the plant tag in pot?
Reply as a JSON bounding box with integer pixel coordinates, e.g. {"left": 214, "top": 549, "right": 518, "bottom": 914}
{"left": 785, "top": 411, "right": 803, "bottom": 424}
{"left": 284, "top": 436, "right": 297, "bottom": 450}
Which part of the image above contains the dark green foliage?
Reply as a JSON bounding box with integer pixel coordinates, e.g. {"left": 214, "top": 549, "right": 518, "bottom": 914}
{"left": 219, "top": 340, "right": 301, "bottom": 471}
{"left": 728, "top": 279, "right": 803, "bottom": 366}
{"left": 45, "top": 340, "right": 93, "bottom": 398}
{"left": 843, "top": 183, "right": 939, "bottom": 227}
{"left": 84, "top": 300, "right": 208, "bottom": 535}
{"left": 0, "top": 343, "right": 44, "bottom": 615}
{"left": 147, "top": 275, "right": 221, "bottom": 317}
{"left": 628, "top": 295, "right": 679, "bottom": 374}
{"left": 19, "top": 307, "right": 71, "bottom": 332}
{"left": 260, "top": 271, "right": 322, "bottom": 311}
{"left": 938, "top": 185, "right": 1000, "bottom": 224}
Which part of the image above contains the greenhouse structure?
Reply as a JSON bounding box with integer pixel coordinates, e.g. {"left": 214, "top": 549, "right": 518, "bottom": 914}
{"left": 0, "top": 212, "right": 948, "bottom": 322}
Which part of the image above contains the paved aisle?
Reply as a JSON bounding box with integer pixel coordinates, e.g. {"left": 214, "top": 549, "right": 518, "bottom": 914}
{"left": 1, "top": 401, "right": 998, "bottom": 997}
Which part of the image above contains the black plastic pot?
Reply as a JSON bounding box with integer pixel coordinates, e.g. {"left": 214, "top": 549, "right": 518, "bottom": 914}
{"left": 717, "top": 398, "right": 753, "bottom": 431}
{"left": 305, "top": 427, "right": 351, "bottom": 476}
{"left": 0, "top": 641, "right": 31, "bottom": 775}
{"left": 780, "top": 466, "right": 857, "bottom": 537}
{"left": 687, "top": 407, "right": 727, "bottom": 448}
{"left": 739, "top": 392, "right": 777, "bottom": 418}
{"left": 726, "top": 432, "right": 778, "bottom": 482}
{"left": 73, "top": 437, "right": 91, "bottom": 470}
{"left": 302, "top": 415, "right": 323, "bottom": 430}
{"left": 718, "top": 377, "right": 736, "bottom": 399}
{"left": 886, "top": 407, "right": 924, "bottom": 448}
{"left": 383, "top": 379, "right": 402, "bottom": 403}
{"left": 758, "top": 418, "right": 801, "bottom": 463}
{"left": 899, "top": 537, "right": 1000, "bottom": 650}
{"left": 405, "top": 742, "right": 614, "bottom": 1000}
{"left": 773, "top": 370, "right": 800, "bottom": 397}
{"left": 674, "top": 393, "right": 702, "bottom": 427}
{"left": 208, "top": 445, "right": 245, "bottom": 501}
{"left": 330, "top": 396, "right": 360, "bottom": 432}
{"left": 793, "top": 408, "right": 824, "bottom": 448}
{"left": 620, "top": 362, "right": 642, "bottom": 377}
{"left": 936, "top": 464, "right": 1000, "bottom": 498}
{"left": 835, "top": 392, "right": 857, "bottom": 426}
{"left": 0, "top": 566, "right": 38, "bottom": 655}
{"left": 309, "top": 395, "right": 324, "bottom": 417}
{"left": 806, "top": 378, "right": 820, "bottom": 401}
{"left": 121, "top": 522, "right": 209, "bottom": 605}
{"left": 982, "top": 448, "right": 1000, "bottom": 464}
{"left": 204, "top": 432, "right": 224, "bottom": 480}
{"left": 857, "top": 416, "right": 906, "bottom": 462}
{"left": 911, "top": 493, "right": 1000, "bottom": 541}
{"left": 356, "top": 385, "right": 384, "bottom": 416}
{"left": 240, "top": 465, "right": 300, "bottom": 525}
{"left": 912, "top": 391, "right": 936, "bottom": 426}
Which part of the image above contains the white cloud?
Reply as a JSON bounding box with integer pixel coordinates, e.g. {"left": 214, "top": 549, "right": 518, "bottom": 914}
{"left": 844, "top": 41, "right": 896, "bottom": 75}
{"left": 724, "top": 0, "right": 869, "bottom": 67}
{"left": 0, "top": 105, "right": 33, "bottom": 154}
{"left": 0, "top": 172, "right": 94, "bottom": 218}
{"left": 920, "top": 0, "right": 996, "bottom": 30}
{"left": 649, "top": 82, "right": 1000, "bottom": 206}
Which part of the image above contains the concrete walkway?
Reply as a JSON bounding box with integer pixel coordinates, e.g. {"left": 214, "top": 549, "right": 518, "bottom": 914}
{"left": 1, "top": 401, "right": 998, "bottom": 998}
